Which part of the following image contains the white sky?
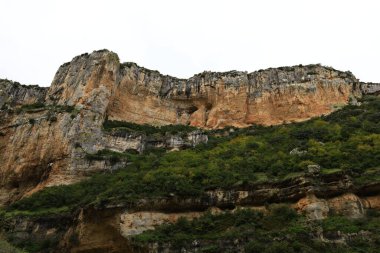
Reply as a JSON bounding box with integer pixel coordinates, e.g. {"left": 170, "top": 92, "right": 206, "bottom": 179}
{"left": 0, "top": 0, "right": 379, "bottom": 87}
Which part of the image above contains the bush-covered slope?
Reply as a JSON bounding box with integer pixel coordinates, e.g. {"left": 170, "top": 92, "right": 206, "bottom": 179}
{"left": 2, "top": 96, "right": 380, "bottom": 217}
{"left": 0, "top": 95, "right": 379, "bottom": 253}
{"left": 132, "top": 207, "right": 380, "bottom": 253}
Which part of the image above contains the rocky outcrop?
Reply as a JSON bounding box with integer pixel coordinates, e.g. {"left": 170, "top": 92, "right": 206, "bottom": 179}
{"left": 45, "top": 50, "right": 366, "bottom": 129}
{"left": 120, "top": 211, "right": 205, "bottom": 237}
{"left": 104, "top": 129, "right": 208, "bottom": 153}
{"left": 2, "top": 172, "right": 379, "bottom": 253}
{"left": 102, "top": 172, "right": 376, "bottom": 213}
{"left": 0, "top": 79, "right": 47, "bottom": 109}
{"left": 67, "top": 190, "right": 380, "bottom": 252}
{"left": 109, "top": 61, "right": 363, "bottom": 128}
{"left": 295, "top": 193, "right": 368, "bottom": 220}
{"left": 0, "top": 91, "right": 109, "bottom": 204}
{"left": 360, "top": 82, "right": 380, "bottom": 95}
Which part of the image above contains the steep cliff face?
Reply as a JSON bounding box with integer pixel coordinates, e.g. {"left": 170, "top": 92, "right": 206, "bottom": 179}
{"left": 1, "top": 48, "right": 380, "bottom": 252}
{"left": 0, "top": 49, "right": 378, "bottom": 205}
{"left": 45, "top": 50, "right": 367, "bottom": 129}
{"left": 109, "top": 61, "right": 363, "bottom": 128}
{"left": 0, "top": 78, "right": 112, "bottom": 204}
{"left": 0, "top": 79, "right": 47, "bottom": 108}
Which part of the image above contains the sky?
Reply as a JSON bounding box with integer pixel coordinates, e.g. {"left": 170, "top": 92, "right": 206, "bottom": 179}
{"left": 0, "top": 0, "right": 379, "bottom": 87}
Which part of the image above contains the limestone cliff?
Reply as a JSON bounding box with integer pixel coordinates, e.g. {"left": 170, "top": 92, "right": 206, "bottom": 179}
{"left": 1, "top": 49, "right": 379, "bottom": 206}
{"left": 0, "top": 79, "right": 47, "bottom": 108}
{"left": 46, "top": 50, "right": 366, "bottom": 128}
{"left": 1, "top": 49, "right": 380, "bottom": 252}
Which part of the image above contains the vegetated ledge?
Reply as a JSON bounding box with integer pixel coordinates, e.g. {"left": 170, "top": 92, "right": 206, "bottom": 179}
{"left": 130, "top": 207, "right": 380, "bottom": 253}
{"left": 0, "top": 171, "right": 379, "bottom": 253}
{"left": 93, "top": 171, "right": 380, "bottom": 213}
{"left": 1, "top": 169, "right": 379, "bottom": 219}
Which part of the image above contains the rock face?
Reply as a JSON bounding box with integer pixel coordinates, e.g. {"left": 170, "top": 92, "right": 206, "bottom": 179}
{"left": 70, "top": 188, "right": 380, "bottom": 252}
{"left": 104, "top": 129, "right": 208, "bottom": 153}
{"left": 295, "top": 193, "right": 368, "bottom": 220}
{"left": 109, "top": 61, "right": 363, "bottom": 128}
{"left": 0, "top": 79, "right": 47, "bottom": 108}
{"left": 120, "top": 211, "right": 205, "bottom": 237}
{"left": 0, "top": 49, "right": 378, "bottom": 206}
{"left": 1, "top": 50, "right": 380, "bottom": 253}
{"left": 43, "top": 50, "right": 372, "bottom": 129}
{"left": 360, "top": 82, "right": 380, "bottom": 95}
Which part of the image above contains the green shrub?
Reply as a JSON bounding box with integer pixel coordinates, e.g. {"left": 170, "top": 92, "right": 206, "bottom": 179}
{"left": 321, "top": 216, "right": 360, "bottom": 233}
{"left": 103, "top": 120, "right": 196, "bottom": 135}
{"left": 21, "top": 102, "right": 45, "bottom": 111}
{"left": 0, "top": 236, "right": 25, "bottom": 253}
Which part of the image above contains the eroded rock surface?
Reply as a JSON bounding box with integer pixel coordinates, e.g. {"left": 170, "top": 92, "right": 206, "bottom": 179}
{"left": 2, "top": 173, "right": 379, "bottom": 253}
{"left": 0, "top": 79, "right": 47, "bottom": 108}
{"left": 0, "top": 49, "right": 378, "bottom": 206}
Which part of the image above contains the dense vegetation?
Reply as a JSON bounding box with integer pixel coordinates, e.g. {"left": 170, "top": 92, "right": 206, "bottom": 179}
{"left": 0, "top": 235, "right": 25, "bottom": 253}
{"left": 132, "top": 207, "right": 380, "bottom": 253}
{"left": 1, "top": 236, "right": 58, "bottom": 253}
{"left": 103, "top": 119, "right": 197, "bottom": 135}
{"left": 2, "top": 96, "right": 380, "bottom": 217}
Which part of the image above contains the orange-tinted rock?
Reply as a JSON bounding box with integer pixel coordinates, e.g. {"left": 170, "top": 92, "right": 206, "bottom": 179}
{"left": 45, "top": 50, "right": 366, "bottom": 129}
{"left": 106, "top": 62, "right": 362, "bottom": 128}
{"left": 0, "top": 49, "right": 378, "bottom": 205}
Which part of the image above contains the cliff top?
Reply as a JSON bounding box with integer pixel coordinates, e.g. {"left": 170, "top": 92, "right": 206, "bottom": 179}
{"left": 0, "top": 78, "right": 47, "bottom": 90}
{"left": 3, "top": 49, "right": 380, "bottom": 91}
{"left": 54, "top": 49, "right": 359, "bottom": 85}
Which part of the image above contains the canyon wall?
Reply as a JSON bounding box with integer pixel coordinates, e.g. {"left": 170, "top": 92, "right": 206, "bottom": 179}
{"left": 110, "top": 62, "right": 363, "bottom": 128}
{"left": 0, "top": 79, "right": 47, "bottom": 108}
{"left": 45, "top": 50, "right": 372, "bottom": 129}
{"left": 0, "top": 49, "right": 379, "bottom": 205}
{"left": 1, "top": 50, "right": 380, "bottom": 252}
